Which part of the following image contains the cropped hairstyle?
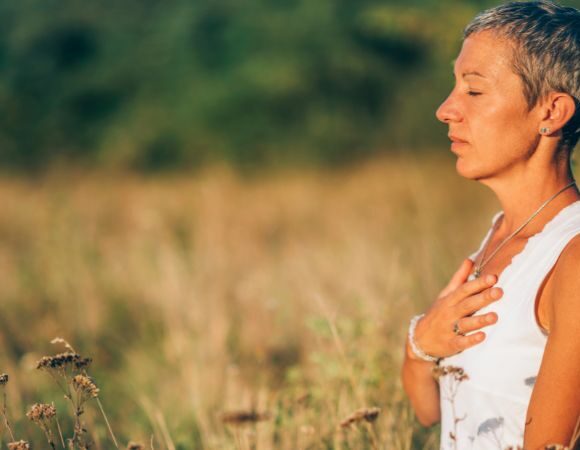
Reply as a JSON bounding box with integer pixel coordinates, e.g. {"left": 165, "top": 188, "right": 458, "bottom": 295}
{"left": 464, "top": 0, "right": 580, "bottom": 155}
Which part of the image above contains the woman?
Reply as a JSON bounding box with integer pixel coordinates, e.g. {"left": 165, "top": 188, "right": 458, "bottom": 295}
{"left": 401, "top": 1, "right": 580, "bottom": 449}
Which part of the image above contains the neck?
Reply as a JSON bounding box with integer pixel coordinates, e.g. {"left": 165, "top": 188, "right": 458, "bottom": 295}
{"left": 481, "top": 151, "right": 579, "bottom": 239}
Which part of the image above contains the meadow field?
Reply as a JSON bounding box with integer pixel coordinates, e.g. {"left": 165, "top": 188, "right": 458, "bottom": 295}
{"left": 0, "top": 153, "right": 549, "bottom": 449}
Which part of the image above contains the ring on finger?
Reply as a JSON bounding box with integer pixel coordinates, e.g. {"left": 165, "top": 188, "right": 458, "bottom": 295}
{"left": 453, "top": 320, "right": 465, "bottom": 336}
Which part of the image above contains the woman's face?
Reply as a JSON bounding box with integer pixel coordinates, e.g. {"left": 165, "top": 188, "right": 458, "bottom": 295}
{"left": 436, "top": 30, "right": 542, "bottom": 181}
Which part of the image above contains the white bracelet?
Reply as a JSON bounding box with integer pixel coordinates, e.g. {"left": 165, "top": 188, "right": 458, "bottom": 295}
{"left": 408, "top": 314, "right": 441, "bottom": 363}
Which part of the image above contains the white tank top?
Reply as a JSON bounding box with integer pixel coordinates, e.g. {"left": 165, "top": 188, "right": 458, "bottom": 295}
{"left": 438, "top": 200, "right": 580, "bottom": 450}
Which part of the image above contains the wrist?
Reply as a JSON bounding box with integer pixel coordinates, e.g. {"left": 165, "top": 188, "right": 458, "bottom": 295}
{"left": 407, "top": 314, "right": 441, "bottom": 364}
{"left": 405, "top": 337, "right": 426, "bottom": 362}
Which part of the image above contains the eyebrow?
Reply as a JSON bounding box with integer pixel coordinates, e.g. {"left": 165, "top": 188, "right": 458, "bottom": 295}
{"left": 450, "top": 61, "right": 487, "bottom": 79}
{"left": 462, "top": 71, "right": 486, "bottom": 79}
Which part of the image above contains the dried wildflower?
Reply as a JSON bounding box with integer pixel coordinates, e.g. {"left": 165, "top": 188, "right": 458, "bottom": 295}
{"left": 339, "top": 407, "right": 381, "bottom": 428}
{"left": 26, "top": 403, "right": 59, "bottom": 449}
{"left": 36, "top": 352, "right": 95, "bottom": 449}
{"left": 126, "top": 442, "right": 145, "bottom": 450}
{"left": 7, "top": 440, "right": 30, "bottom": 450}
{"left": 35, "top": 338, "right": 118, "bottom": 449}
{"left": 72, "top": 374, "right": 99, "bottom": 398}
{"left": 36, "top": 352, "right": 92, "bottom": 371}
{"left": 219, "top": 410, "right": 271, "bottom": 425}
{"left": 432, "top": 365, "right": 469, "bottom": 382}
{"left": 68, "top": 381, "right": 96, "bottom": 450}
{"left": 26, "top": 403, "right": 57, "bottom": 422}
{"left": 436, "top": 365, "right": 469, "bottom": 448}
{"left": 1, "top": 373, "right": 17, "bottom": 443}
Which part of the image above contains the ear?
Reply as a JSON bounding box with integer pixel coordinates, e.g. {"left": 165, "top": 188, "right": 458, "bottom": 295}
{"left": 538, "top": 92, "right": 576, "bottom": 135}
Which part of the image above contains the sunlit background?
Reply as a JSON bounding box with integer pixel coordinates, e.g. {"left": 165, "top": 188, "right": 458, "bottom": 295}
{"left": 0, "top": 1, "right": 578, "bottom": 449}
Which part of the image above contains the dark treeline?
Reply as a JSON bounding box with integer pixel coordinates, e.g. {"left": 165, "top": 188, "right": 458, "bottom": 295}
{"left": 1, "top": 0, "right": 578, "bottom": 173}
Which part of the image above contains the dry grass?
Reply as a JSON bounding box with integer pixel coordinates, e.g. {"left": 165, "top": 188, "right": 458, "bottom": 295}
{"left": 0, "top": 152, "right": 574, "bottom": 449}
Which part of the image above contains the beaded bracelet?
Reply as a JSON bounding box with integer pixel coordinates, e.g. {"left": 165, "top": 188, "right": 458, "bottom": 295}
{"left": 408, "top": 314, "right": 441, "bottom": 363}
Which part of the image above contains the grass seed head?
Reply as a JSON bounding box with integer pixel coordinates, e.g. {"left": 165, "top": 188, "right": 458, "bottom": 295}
{"left": 50, "top": 337, "right": 76, "bottom": 353}
{"left": 0, "top": 373, "right": 8, "bottom": 386}
{"left": 340, "top": 407, "right": 381, "bottom": 428}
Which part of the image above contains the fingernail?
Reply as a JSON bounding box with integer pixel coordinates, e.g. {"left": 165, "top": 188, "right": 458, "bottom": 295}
{"left": 491, "top": 287, "right": 502, "bottom": 298}
{"left": 486, "top": 274, "right": 496, "bottom": 283}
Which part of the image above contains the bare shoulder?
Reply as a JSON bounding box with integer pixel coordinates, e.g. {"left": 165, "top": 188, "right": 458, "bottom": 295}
{"left": 545, "top": 233, "right": 580, "bottom": 329}
{"left": 524, "top": 234, "right": 580, "bottom": 446}
{"left": 551, "top": 232, "right": 580, "bottom": 285}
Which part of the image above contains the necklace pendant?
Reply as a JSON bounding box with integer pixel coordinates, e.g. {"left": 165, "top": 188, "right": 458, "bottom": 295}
{"left": 473, "top": 268, "right": 481, "bottom": 279}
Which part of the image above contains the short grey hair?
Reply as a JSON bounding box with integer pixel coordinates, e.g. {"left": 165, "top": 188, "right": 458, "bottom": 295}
{"left": 464, "top": 0, "right": 580, "bottom": 155}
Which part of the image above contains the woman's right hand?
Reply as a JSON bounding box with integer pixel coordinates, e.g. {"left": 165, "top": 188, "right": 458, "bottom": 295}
{"left": 412, "top": 258, "right": 503, "bottom": 360}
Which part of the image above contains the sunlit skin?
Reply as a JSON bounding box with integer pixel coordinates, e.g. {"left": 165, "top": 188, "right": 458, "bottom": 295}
{"left": 436, "top": 30, "right": 580, "bottom": 448}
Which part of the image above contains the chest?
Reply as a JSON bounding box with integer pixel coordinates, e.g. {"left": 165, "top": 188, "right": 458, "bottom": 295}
{"left": 473, "top": 236, "right": 554, "bottom": 333}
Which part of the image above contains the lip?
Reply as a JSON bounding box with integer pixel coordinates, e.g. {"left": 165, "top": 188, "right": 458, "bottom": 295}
{"left": 448, "top": 134, "right": 468, "bottom": 143}
{"left": 450, "top": 142, "right": 468, "bottom": 154}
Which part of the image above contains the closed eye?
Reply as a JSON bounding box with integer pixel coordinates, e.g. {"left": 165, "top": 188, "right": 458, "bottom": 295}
{"left": 467, "top": 91, "right": 482, "bottom": 97}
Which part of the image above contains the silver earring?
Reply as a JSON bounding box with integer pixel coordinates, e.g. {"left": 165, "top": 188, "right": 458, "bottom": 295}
{"left": 540, "top": 127, "right": 550, "bottom": 134}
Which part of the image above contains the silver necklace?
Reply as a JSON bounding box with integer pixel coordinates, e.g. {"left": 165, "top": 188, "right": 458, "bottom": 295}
{"left": 473, "top": 181, "right": 577, "bottom": 279}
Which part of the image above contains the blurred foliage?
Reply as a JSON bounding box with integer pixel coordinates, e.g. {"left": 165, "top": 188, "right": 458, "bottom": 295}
{"left": 0, "top": 0, "right": 578, "bottom": 172}
{"left": 0, "top": 152, "right": 577, "bottom": 447}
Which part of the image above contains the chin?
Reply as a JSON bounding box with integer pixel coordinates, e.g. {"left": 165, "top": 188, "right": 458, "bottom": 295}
{"left": 455, "top": 157, "right": 496, "bottom": 182}
{"left": 454, "top": 156, "right": 481, "bottom": 180}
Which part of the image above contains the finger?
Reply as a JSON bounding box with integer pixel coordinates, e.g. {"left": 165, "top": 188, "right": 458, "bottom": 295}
{"left": 451, "top": 331, "right": 487, "bottom": 353}
{"left": 449, "top": 272, "right": 498, "bottom": 305}
{"left": 455, "top": 312, "right": 498, "bottom": 334}
{"left": 456, "top": 286, "right": 503, "bottom": 316}
{"left": 439, "top": 258, "right": 474, "bottom": 298}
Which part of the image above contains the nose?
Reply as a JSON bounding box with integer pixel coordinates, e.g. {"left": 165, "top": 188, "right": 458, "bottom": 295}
{"left": 435, "top": 90, "right": 462, "bottom": 124}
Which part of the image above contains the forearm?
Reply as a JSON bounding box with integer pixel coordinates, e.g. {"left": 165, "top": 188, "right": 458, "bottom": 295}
{"left": 401, "top": 337, "right": 441, "bottom": 427}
